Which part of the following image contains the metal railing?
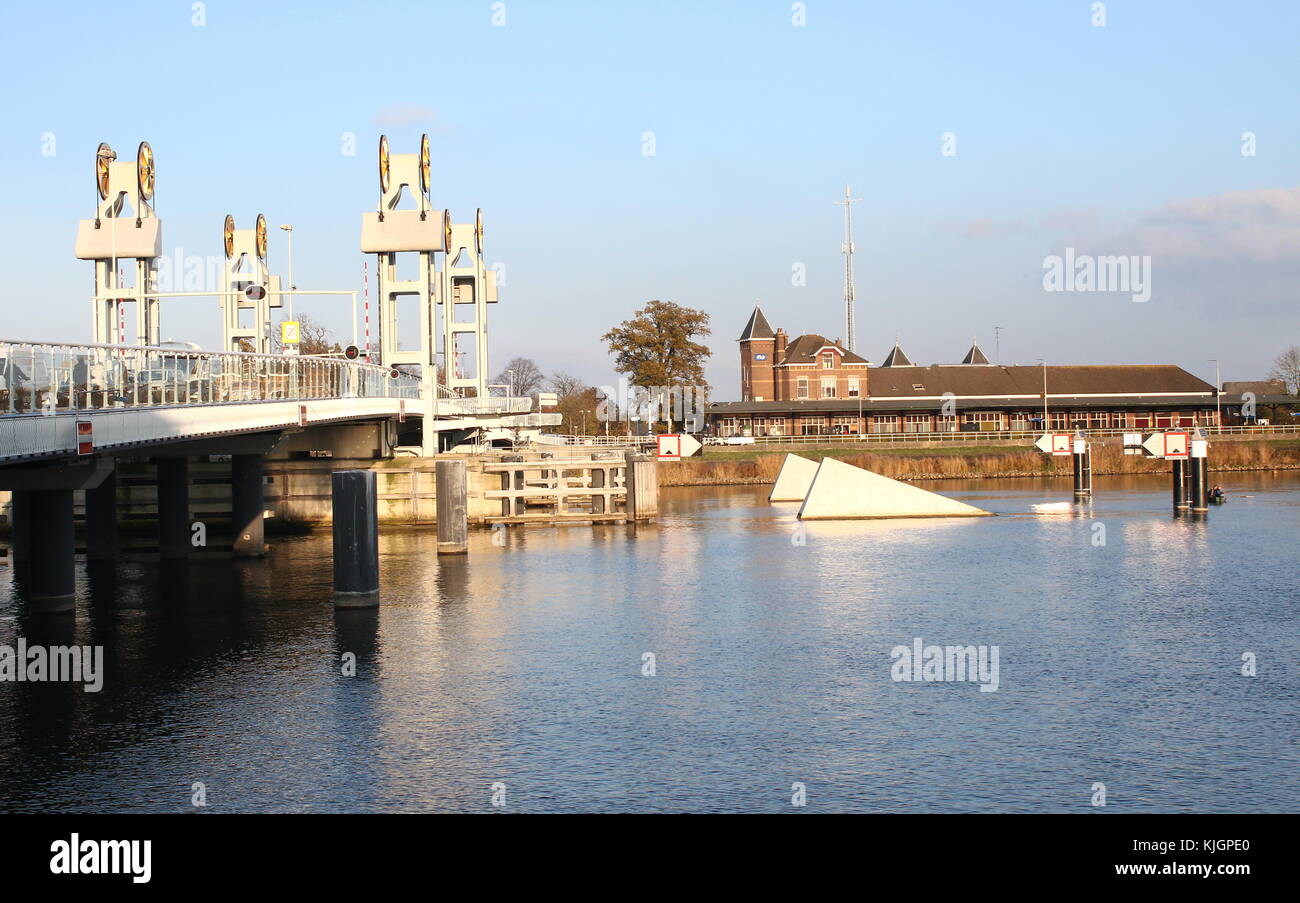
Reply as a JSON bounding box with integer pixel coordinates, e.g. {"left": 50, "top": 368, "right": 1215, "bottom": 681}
{"left": 535, "top": 434, "right": 657, "bottom": 448}
{"left": 0, "top": 340, "right": 421, "bottom": 415}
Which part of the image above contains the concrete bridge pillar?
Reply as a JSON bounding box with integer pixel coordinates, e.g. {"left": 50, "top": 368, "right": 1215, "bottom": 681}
{"left": 156, "top": 457, "right": 191, "bottom": 559}
{"left": 231, "top": 454, "right": 266, "bottom": 557}
{"left": 85, "top": 470, "right": 118, "bottom": 560}
{"left": 25, "top": 489, "right": 76, "bottom": 611}
{"left": 9, "top": 489, "right": 33, "bottom": 567}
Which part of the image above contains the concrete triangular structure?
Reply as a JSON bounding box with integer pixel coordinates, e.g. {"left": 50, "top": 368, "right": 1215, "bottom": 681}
{"left": 769, "top": 454, "right": 820, "bottom": 502}
{"left": 797, "top": 457, "right": 991, "bottom": 520}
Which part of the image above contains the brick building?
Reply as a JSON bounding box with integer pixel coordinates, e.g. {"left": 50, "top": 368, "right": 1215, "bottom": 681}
{"left": 738, "top": 305, "right": 870, "bottom": 402}
{"left": 711, "top": 305, "right": 1221, "bottom": 437}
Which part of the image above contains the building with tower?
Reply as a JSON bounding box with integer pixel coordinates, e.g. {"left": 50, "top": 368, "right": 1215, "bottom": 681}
{"left": 711, "top": 304, "right": 1220, "bottom": 438}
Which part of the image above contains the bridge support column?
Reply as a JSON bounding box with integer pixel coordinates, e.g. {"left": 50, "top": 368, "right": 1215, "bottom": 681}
{"left": 231, "top": 454, "right": 266, "bottom": 558}
{"left": 332, "top": 470, "right": 379, "bottom": 606}
{"left": 156, "top": 457, "right": 191, "bottom": 559}
{"left": 436, "top": 460, "right": 468, "bottom": 554}
{"left": 85, "top": 471, "right": 118, "bottom": 560}
{"left": 26, "top": 489, "right": 76, "bottom": 611}
{"left": 9, "top": 490, "right": 33, "bottom": 567}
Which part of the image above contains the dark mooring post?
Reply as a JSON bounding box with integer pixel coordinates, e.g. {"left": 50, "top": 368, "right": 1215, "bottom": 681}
{"left": 1171, "top": 458, "right": 1188, "bottom": 512}
{"left": 332, "top": 470, "right": 379, "bottom": 605}
{"left": 1072, "top": 437, "right": 1091, "bottom": 500}
{"left": 230, "top": 454, "right": 266, "bottom": 557}
{"left": 1190, "top": 439, "right": 1209, "bottom": 512}
{"left": 156, "top": 457, "right": 190, "bottom": 559}
{"left": 436, "top": 459, "right": 468, "bottom": 554}
{"left": 27, "top": 489, "right": 76, "bottom": 611}
{"left": 85, "top": 470, "right": 118, "bottom": 560}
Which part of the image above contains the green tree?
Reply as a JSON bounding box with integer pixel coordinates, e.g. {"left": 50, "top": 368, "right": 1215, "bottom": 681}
{"left": 602, "top": 300, "right": 710, "bottom": 429}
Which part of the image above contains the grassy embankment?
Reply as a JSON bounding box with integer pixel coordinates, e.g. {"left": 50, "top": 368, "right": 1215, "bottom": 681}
{"left": 656, "top": 438, "right": 1300, "bottom": 486}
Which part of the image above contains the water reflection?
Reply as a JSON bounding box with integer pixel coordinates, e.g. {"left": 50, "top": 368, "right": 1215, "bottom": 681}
{"left": 0, "top": 471, "right": 1296, "bottom": 812}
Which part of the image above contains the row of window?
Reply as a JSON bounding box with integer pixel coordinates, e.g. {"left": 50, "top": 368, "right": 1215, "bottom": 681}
{"left": 715, "top": 411, "right": 1219, "bottom": 437}
{"left": 795, "top": 377, "right": 860, "bottom": 399}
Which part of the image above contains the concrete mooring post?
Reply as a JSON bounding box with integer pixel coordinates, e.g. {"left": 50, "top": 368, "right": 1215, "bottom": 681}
{"left": 624, "top": 453, "right": 659, "bottom": 520}
{"left": 436, "top": 459, "right": 468, "bottom": 554}
{"left": 332, "top": 470, "right": 379, "bottom": 606}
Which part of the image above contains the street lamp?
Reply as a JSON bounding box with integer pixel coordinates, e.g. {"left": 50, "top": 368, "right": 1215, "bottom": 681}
{"left": 580, "top": 409, "right": 591, "bottom": 436}
{"left": 505, "top": 368, "right": 515, "bottom": 399}
{"left": 1038, "top": 358, "right": 1048, "bottom": 430}
{"left": 278, "top": 225, "right": 294, "bottom": 319}
{"left": 1208, "top": 359, "right": 1221, "bottom": 432}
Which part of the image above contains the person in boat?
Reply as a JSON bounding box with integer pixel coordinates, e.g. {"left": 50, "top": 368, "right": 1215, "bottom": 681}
{"left": 1211, "top": 484, "right": 1224, "bottom": 500}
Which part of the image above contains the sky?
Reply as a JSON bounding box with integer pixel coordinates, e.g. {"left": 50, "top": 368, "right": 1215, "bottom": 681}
{"left": 1, "top": 0, "right": 1298, "bottom": 395}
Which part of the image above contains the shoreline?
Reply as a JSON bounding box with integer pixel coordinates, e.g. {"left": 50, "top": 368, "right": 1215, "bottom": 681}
{"left": 657, "top": 438, "right": 1300, "bottom": 487}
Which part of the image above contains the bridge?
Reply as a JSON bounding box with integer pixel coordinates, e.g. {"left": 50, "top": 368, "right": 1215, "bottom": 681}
{"left": 2, "top": 133, "right": 568, "bottom": 610}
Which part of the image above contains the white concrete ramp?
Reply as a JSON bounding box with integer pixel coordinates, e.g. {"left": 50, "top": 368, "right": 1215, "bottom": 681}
{"left": 769, "top": 454, "right": 820, "bottom": 502}
{"left": 797, "top": 457, "right": 991, "bottom": 520}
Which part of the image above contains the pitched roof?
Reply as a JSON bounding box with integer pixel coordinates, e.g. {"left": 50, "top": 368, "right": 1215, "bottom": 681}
{"left": 779, "top": 334, "right": 869, "bottom": 365}
{"left": 880, "top": 344, "right": 913, "bottom": 367}
{"left": 738, "top": 306, "right": 775, "bottom": 341}
{"left": 866, "top": 364, "right": 1214, "bottom": 398}
{"left": 1221, "top": 380, "right": 1294, "bottom": 403}
{"left": 961, "top": 343, "right": 991, "bottom": 365}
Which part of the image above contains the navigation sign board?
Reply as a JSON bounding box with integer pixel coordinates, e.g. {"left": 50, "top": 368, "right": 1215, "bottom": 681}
{"left": 1034, "top": 433, "right": 1073, "bottom": 456}
{"left": 537, "top": 392, "right": 559, "bottom": 408}
{"left": 1122, "top": 432, "right": 1144, "bottom": 455}
{"left": 657, "top": 433, "right": 702, "bottom": 461}
{"left": 281, "top": 320, "right": 301, "bottom": 345}
{"left": 1142, "top": 431, "right": 1189, "bottom": 459}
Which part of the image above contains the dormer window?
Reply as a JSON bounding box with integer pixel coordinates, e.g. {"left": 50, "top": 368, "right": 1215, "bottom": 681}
{"left": 821, "top": 352, "right": 835, "bottom": 369}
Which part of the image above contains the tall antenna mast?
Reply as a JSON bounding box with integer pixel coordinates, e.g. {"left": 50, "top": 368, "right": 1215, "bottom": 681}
{"left": 836, "top": 184, "right": 862, "bottom": 351}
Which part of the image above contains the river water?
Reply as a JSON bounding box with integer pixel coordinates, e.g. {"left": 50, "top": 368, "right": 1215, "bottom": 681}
{"left": 2, "top": 473, "right": 1296, "bottom": 813}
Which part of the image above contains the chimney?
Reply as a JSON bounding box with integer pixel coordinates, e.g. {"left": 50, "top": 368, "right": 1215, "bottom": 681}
{"left": 775, "top": 328, "right": 788, "bottom": 359}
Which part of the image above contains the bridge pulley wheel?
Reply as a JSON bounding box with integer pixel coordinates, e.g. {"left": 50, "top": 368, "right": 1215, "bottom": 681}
{"left": 136, "top": 141, "right": 154, "bottom": 202}
{"left": 443, "top": 209, "right": 453, "bottom": 254}
{"left": 255, "top": 214, "right": 268, "bottom": 260}
{"left": 96, "top": 142, "right": 114, "bottom": 201}
{"left": 475, "top": 207, "right": 483, "bottom": 255}
{"left": 378, "top": 134, "right": 390, "bottom": 195}
{"left": 419, "top": 133, "right": 431, "bottom": 195}
{"left": 223, "top": 215, "right": 235, "bottom": 259}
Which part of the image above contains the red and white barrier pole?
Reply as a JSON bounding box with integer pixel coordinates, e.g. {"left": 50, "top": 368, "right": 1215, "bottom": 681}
{"left": 363, "top": 260, "right": 371, "bottom": 363}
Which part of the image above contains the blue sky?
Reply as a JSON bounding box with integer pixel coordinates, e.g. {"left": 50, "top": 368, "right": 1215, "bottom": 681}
{"left": 2, "top": 0, "right": 1298, "bottom": 393}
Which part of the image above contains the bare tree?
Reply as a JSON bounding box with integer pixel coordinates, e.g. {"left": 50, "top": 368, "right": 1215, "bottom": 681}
{"left": 1268, "top": 346, "right": 1300, "bottom": 395}
{"left": 493, "top": 357, "right": 545, "bottom": 398}
{"left": 548, "top": 371, "right": 587, "bottom": 401}
{"left": 272, "top": 314, "right": 341, "bottom": 356}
